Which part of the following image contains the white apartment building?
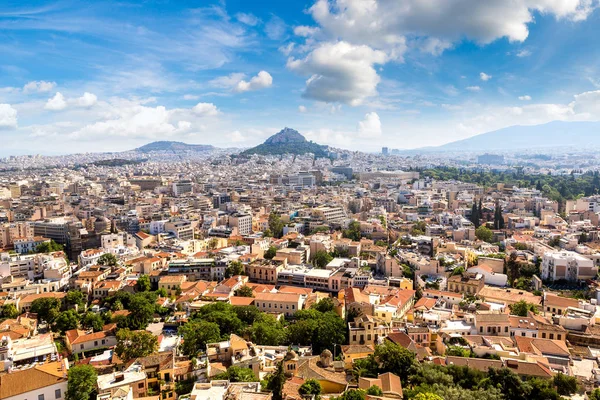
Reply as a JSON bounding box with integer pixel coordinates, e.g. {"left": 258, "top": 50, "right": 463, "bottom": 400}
{"left": 542, "top": 251, "right": 598, "bottom": 281}
{"left": 228, "top": 212, "right": 252, "bottom": 236}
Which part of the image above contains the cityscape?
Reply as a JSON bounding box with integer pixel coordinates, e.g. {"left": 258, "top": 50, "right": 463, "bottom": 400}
{"left": 2, "top": 2, "right": 600, "bottom": 400}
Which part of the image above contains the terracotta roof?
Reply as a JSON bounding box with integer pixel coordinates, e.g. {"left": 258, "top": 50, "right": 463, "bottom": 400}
{"left": 0, "top": 361, "right": 67, "bottom": 399}
{"left": 229, "top": 296, "right": 255, "bottom": 306}
{"left": 341, "top": 344, "right": 375, "bottom": 355}
{"left": 254, "top": 292, "right": 300, "bottom": 303}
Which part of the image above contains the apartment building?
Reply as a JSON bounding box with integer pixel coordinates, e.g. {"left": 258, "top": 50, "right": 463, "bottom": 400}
{"left": 541, "top": 251, "right": 598, "bottom": 281}
{"left": 253, "top": 292, "right": 304, "bottom": 317}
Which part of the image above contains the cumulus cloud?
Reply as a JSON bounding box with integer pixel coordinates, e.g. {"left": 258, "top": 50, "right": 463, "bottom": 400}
{"left": 466, "top": 86, "right": 481, "bottom": 92}
{"left": 298, "top": 105, "right": 307, "bottom": 113}
{"left": 287, "top": 41, "right": 387, "bottom": 105}
{"left": 234, "top": 71, "right": 273, "bottom": 92}
{"left": 44, "top": 92, "right": 68, "bottom": 111}
{"left": 0, "top": 104, "right": 18, "bottom": 129}
{"left": 570, "top": 90, "right": 600, "bottom": 116}
{"left": 23, "top": 80, "right": 56, "bottom": 93}
{"left": 516, "top": 49, "right": 532, "bottom": 57}
{"left": 294, "top": 25, "right": 320, "bottom": 37}
{"left": 480, "top": 72, "right": 492, "bottom": 81}
{"left": 519, "top": 95, "right": 532, "bottom": 101}
{"left": 358, "top": 112, "right": 382, "bottom": 137}
{"left": 192, "top": 102, "right": 220, "bottom": 116}
{"left": 228, "top": 130, "right": 246, "bottom": 142}
{"left": 73, "top": 92, "right": 98, "bottom": 108}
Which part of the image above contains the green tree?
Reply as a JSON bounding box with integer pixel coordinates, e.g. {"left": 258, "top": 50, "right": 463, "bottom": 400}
{"left": 1, "top": 303, "right": 19, "bottom": 319}
{"left": 553, "top": 373, "right": 578, "bottom": 396}
{"left": 225, "top": 260, "right": 245, "bottom": 278}
{"left": 53, "top": 310, "right": 79, "bottom": 333}
{"left": 125, "top": 293, "right": 155, "bottom": 330}
{"left": 373, "top": 341, "right": 417, "bottom": 385}
{"left": 338, "top": 389, "right": 365, "bottom": 400}
{"left": 179, "top": 320, "right": 221, "bottom": 357}
{"left": 115, "top": 329, "right": 158, "bottom": 361}
{"left": 66, "top": 364, "right": 98, "bottom": 400}
{"left": 475, "top": 225, "right": 493, "bottom": 242}
{"left": 414, "top": 394, "right": 444, "bottom": 400}
{"left": 471, "top": 202, "right": 480, "bottom": 227}
{"left": 35, "top": 240, "right": 64, "bottom": 254}
{"left": 31, "top": 297, "right": 62, "bottom": 323}
{"left": 81, "top": 312, "right": 105, "bottom": 332}
{"left": 264, "top": 362, "right": 286, "bottom": 400}
{"left": 343, "top": 220, "right": 362, "bottom": 241}
{"left": 299, "top": 379, "right": 322, "bottom": 399}
{"left": 312, "top": 250, "right": 333, "bottom": 268}
{"left": 97, "top": 253, "right": 118, "bottom": 266}
{"left": 234, "top": 285, "right": 254, "bottom": 297}
{"left": 268, "top": 212, "right": 285, "bottom": 239}
{"left": 366, "top": 385, "right": 383, "bottom": 396}
{"left": 136, "top": 274, "right": 151, "bottom": 292}
{"left": 312, "top": 297, "right": 335, "bottom": 313}
{"left": 65, "top": 290, "right": 86, "bottom": 310}
{"left": 248, "top": 314, "right": 286, "bottom": 345}
{"left": 509, "top": 300, "right": 537, "bottom": 317}
{"left": 589, "top": 388, "right": 600, "bottom": 400}
{"left": 214, "top": 365, "right": 258, "bottom": 382}
{"left": 264, "top": 246, "right": 277, "bottom": 260}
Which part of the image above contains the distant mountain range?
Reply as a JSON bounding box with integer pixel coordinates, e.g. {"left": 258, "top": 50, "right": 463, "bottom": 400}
{"left": 424, "top": 121, "right": 600, "bottom": 152}
{"left": 241, "top": 127, "right": 329, "bottom": 157}
{"left": 135, "top": 141, "right": 214, "bottom": 153}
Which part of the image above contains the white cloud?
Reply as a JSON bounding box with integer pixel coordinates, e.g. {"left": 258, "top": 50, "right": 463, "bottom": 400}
{"left": 192, "top": 102, "right": 220, "bottom": 116}
{"left": 442, "top": 103, "right": 463, "bottom": 111}
{"left": 516, "top": 49, "right": 532, "bottom": 57}
{"left": 287, "top": 41, "right": 387, "bottom": 105}
{"left": 480, "top": 72, "right": 492, "bottom": 81}
{"left": 298, "top": 105, "right": 307, "bottom": 113}
{"left": 183, "top": 94, "right": 200, "bottom": 100}
{"left": 358, "top": 112, "right": 382, "bottom": 137}
{"left": 234, "top": 71, "right": 273, "bottom": 92}
{"left": 0, "top": 104, "right": 18, "bottom": 129}
{"left": 236, "top": 12, "right": 260, "bottom": 26}
{"left": 228, "top": 130, "right": 246, "bottom": 142}
{"left": 570, "top": 90, "right": 600, "bottom": 116}
{"left": 265, "top": 15, "right": 287, "bottom": 40}
{"left": 44, "top": 92, "right": 68, "bottom": 111}
{"left": 294, "top": 25, "right": 320, "bottom": 37}
{"left": 466, "top": 86, "right": 481, "bottom": 92}
{"left": 279, "top": 43, "right": 295, "bottom": 56}
{"left": 23, "top": 80, "right": 56, "bottom": 93}
{"left": 519, "top": 95, "right": 532, "bottom": 101}
{"left": 73, "top": 92, "right": 98, "bottom": 108}
{"left": 209, "top": 73, "right": 247, "bottom": 89}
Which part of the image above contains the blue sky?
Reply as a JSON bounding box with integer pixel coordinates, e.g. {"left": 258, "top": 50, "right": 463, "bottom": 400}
{"left": 1, "top": 0, "right": 600, "bottom": 155}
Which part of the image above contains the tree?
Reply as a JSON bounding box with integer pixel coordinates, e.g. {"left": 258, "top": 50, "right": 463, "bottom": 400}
{"left": 475, "top": 225, "right": 493, "bottom": 242}
{"left": 248, "top": 314, "right": 286, "bottom": 346}
{"left": 234, "top": 285, "right": 254, "bottom": 298}
{"left": 225, "top": 260, "right": 245, "bottom": 278}
{"left": 65, "top": 290, "right": 86, "bottom": 310}
{"left": 337, "top": 389, "right": 365, "bottom": 400}
{"left": 66, "top": 364, "right": 98, "bottom": 400}
{"left": 115, "top": 329, "right": 158, "bottom": 361}
{"left": 509, "top": 300, "right": 537, "bottom": 317}
{"left": 312, "top": 250, "right": 333, "bottom": 268}
{"left": 31, "top": 297, "right": 62, "bottom": 323}
{"left": 366, "top": 385, "right": 383, "bottom": 396}
{"left": 471, "top": 202, "right": 480, "bottom": 227}
{"left": 343, "top": 220, "right": 362, "bottom": 241}
{"left": 312, "top": 298, "right": 335, "bottom": 313}
{"left": 81, "top": 312, "right": 105, "bottom": 332}
{"left": 124, "top": 293, "right": 155, "bottom": 330}
{"left": 35, "top": 240, "right": 64, "bottom": 254}
{"left": 373, "top": 341, "right": 417, "bottom": 385}
{"left": 264, "top": 246, "right": 277, "bottom": 260}
{"left": 1, "top": 303, "right": 19, "bottom": 319}
{"left": 414, "top": 394, "right": 443, "bottom": 400}
{"left": 179, "top": 320, "right": 221, "bottom": 357}
{"left": 214, "top": 365, "right": 258, "bottom": 382}
{"left": 265, "top": 362, "right": 286, "bottom": 400}
{"left": 53, "top": 310, "right": 79, "bottom": 333}
{"left": 494, "top": 201, "right": 505, "bottom": 230}
{"left": 268, "top": 212, "right": 285, "bottom": 239}
{"left": 97, "top": 253, "right": 118, "bottom": 266}
{"left": 589, "top": 388, "right": 600, "bottom": 400}
{"left": 136, "top": 275, "right": 151, "bottom": 292}
{"left": 299, "top": 379, "right": 322, "bottom": 399}
{"left": 553, "top": 373, "right": 578, "bottom": 396}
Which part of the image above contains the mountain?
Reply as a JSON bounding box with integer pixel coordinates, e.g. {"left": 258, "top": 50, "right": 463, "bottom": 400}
{"left": 241, "top": 127, "right": 329, "bottom": 157}
{"left": 135, "top": 141, "right": 214, "bottom": 153}
{"left": 429, "top": 121, "right": 600, "bottom": 152}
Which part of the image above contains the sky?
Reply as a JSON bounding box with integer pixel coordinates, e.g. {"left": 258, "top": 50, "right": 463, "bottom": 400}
{"left": 1, "top": 0, "right": 600, "bottom": 156}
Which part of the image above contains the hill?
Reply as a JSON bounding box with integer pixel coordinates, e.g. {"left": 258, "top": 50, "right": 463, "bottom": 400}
{"left": 430, "top": 121, "right": 600, "bottom": 152}
{"left": 135, "top": 141, "right": 214, "bottom": 153}
{"left": 241, "top": 128, "right": 328, "bottom": 157}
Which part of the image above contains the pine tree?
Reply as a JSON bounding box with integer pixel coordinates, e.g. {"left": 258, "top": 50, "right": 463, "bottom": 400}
{"left": 470, "top": 203, "right": 479, "bottom": 227}
{"left": 478, "top": 198, "right": 483, "bottom": 220}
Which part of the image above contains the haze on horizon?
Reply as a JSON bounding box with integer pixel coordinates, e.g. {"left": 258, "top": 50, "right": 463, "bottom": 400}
{"left": 1, "top": 0, "right": 600, "bottom": 156}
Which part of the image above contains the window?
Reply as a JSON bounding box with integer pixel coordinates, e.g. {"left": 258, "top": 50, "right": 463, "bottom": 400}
{"left": 39, "top": 395, "right": 45, "bottom": 400}
{"left": 557, "top": 334, "right": 561, "bottom": 340}
{"left": 542, "top": 333, "right": 546, "bottom": 338}
{"left": 549, "top": 333, "right": 554, "bottom": 340}
{"left": 94, "top": 341, "right": 98, "bottom": 346}
{"left": 139, "top": 383, "right": 144, "bottom": 389}
{"left": 55, "top": 389, "right": 62, "bottom": 399}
